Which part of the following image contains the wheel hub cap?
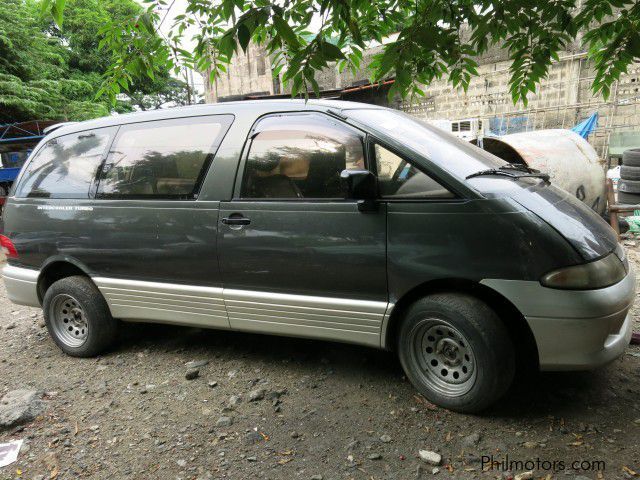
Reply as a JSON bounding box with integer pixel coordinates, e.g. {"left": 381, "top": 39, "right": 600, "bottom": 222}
{"left": 50, "top": 294, "right": 88, "bottom": 348}
{"left": 412, "top": 319, "right": 477, "bottom": 397}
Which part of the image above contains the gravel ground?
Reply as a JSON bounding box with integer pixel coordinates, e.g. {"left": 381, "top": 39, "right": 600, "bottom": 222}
{"left": 1, "top": 251, "right": 640, "bottom": 480}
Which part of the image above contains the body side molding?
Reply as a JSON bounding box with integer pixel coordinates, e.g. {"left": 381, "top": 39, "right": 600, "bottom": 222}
{"left": 92, "top": 277, "right": 393, "bottom": 347}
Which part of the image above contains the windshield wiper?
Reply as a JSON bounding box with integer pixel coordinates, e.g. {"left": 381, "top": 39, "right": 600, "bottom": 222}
{"left": 466, "top": 164, "right": 550, "bottom": 181}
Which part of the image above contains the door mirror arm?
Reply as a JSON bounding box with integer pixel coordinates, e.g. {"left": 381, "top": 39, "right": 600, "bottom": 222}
{"left": 340, "top": 169, "right": 379, "bottom": 212}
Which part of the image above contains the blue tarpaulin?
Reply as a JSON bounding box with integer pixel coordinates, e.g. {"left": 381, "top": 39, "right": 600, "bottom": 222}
{"left": 571, "top": 112, "right": 599, "bottom": 139}
{"left": 0, "top": 168, "right": 21, "bottom": 182}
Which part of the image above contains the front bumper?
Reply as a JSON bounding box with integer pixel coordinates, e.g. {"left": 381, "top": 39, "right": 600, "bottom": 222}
{"left": 2, "top": 264, "right": 40, "bottom": 307}
{"left": 481, "top": 265, "right": 636, "bottom": 370}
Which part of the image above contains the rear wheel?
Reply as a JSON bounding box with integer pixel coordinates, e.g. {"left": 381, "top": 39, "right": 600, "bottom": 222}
{"left": 619, "top": 179, "right": 640, "bottom": 194}
{"left": 618, "top": 191, "right": 640, "bottom": 205}
{"left": 397, "top": 293, "right": 515, "bottom": 413}
{"left": 620, "top": 165, "right": 640, "bottom": 181}
{"left": 43, "top": 276, "right": 118, "bottom": 357}
{"left": 623, "top": 148, "right": 640, "bottom": 167}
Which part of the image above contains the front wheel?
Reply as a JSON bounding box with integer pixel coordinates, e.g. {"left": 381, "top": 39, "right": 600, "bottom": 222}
{"left": 397, "top": 293, "right": 515, "bottom": 413}
{"left": 43, "top": 276, "right": 118, "bottom": 357}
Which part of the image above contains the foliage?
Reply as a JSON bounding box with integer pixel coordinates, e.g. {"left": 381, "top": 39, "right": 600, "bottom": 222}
{"left": 0, "top": 0, "right": 188, "bottom": 123}
{"left": 41, "top": 0, "right": 640, "bottom": 106}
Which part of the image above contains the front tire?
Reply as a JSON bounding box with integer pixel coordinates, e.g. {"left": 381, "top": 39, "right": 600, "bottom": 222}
{"left": 397, "top": 293, "right": 515, "bottom": 413}
{"left": 43, "top": 276, "right": 118, "bottom": 357}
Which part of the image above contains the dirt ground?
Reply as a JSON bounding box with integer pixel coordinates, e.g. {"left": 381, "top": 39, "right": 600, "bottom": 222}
{"left": 1, "top": 251, "right": 640, "bottom": 480}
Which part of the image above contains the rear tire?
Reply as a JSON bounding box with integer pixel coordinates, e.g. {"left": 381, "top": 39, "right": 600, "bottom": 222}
{"left": 622, "top": 148, "right": 640, "bottom": 167}
{"left": 43, "top": 276, "right": 118, "bottom": 357}
{"left": 619, "top": 179, "right": 640, "bottom": 194}
{"left": 397, "top": 293, "right": 515, "bottom": 413}
{"left": 618, "top": 191, "right": 640, "bottom": 205}
{"left": 620, "top": 165, "right": 640, "bottom": 181}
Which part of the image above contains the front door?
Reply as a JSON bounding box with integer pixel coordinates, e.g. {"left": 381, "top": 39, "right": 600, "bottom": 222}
{"left": 218, "top": 112, "right": 388, "bottom": 347}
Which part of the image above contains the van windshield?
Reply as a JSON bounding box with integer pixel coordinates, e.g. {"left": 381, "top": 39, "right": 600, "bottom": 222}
{"left": 346, "top": 109, "right": 507, "bottom": 180}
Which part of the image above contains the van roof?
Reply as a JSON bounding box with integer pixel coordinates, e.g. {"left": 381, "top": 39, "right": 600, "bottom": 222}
{"left": 48, "top": 99, "right": 387, "bottom": 138}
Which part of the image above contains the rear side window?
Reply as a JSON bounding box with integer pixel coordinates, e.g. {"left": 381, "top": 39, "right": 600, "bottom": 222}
{"left": 240, "top": 114, "right": 365, "bottom": 199}
{"left": 96, "top": 116, "right": 232, "bottom": 199}
{"left": 15, "top": 128, "right": 114, "bottom": 198}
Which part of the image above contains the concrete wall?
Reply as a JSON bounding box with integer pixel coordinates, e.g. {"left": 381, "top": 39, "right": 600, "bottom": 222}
{"left": 401, "top": 52, "right": 640, "bottom": 160}
{"left": 201, "top": 41, "right": 640, "bottom": 160}
{"left": 203, "top": 43, "right": 277, "bottom": 102}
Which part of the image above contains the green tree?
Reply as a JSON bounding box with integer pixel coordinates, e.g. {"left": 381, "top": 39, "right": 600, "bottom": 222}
{"left": 41, "top": 0, "right": 640, "bottom": 105}
{"left": 0, "top": 0, "right": 189, "bottom": 123}
{"left": 0, "top": 0, "right": 108, "bottom": 122}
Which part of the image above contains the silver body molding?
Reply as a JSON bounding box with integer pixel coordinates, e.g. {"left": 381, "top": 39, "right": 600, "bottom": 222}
{"left": 224, "top": 289, "right": 387, "bottom": 347}
{"left": 1, "top": 265, "right": 39, "bottom": 307}
{"left": 481, "top": 265, "right": 636, "bottom": 370}
{"left": 93, "top": 277, "right": 390, "bottom": 348}
{"left": 1, "top": 267, "right": 392, "bottom": 347}
{"left": 92, "top": 277, "right": 228, "bottom": 329}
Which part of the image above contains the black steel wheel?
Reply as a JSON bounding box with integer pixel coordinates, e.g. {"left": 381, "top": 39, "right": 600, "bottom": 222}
{"left": 43, "top": 276, "right": 118, "bottom": 357}
{"left": 397, "top": 293, "right": 515, "bottom": 413}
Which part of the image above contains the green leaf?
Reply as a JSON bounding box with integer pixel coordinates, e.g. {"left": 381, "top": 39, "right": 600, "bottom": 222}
{"left": 319, "top": 41, "right": 346, "bottom": 60}
{"left": 273, "top": 15, "right": 299, "bottom": 48}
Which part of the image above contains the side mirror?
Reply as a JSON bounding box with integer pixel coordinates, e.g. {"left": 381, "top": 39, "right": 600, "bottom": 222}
{"left": 340, "top": 169, "right": 378, "bottom": 212}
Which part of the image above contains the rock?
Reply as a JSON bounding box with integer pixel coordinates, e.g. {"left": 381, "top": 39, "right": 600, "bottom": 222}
{"left": 185, "top": 369, "right": 199, "bottom": 380}
{"left": 432, "top": 467, "right": 440, "bottom": 474}
{"left": 6, "top": 323, "right": 16, "bottom": 330}
{"left": 185, "top": 360, "right": 209, "bottom": 369}
{"left": 228, "top": 395, "right": 242, "bottom": 407}
{"left": 246, "top": 456, "right": 257, "bottom": 462}
{"left": 522, "top": 441, "right": 538, "bottom": 449}
{"left": 290, "top": 431, "right": 300, "bottom": 439}
{"left": 368, "top": 453, "right": 382, "bottom": 460}
{"left": 244, "top": 431, "right": 263, "bottom": 444}
{"left": 248, "top": 388, "right": 266, "bottom": 402}
{"left": 380, "top": 434, "right": 392, "bottom": 443}
{"left": 216, "top": 416, "right": 233, "bottom": 427}
{"left": 514, "top": 472, "right": 533, "bottom": 480}
{"left": 418, "top": 450, "right": 441, "bottom": 466}
{"left": 310, "top": 476, "right": 323, "bottom": 480}
{"left": 176, "top": 459, "right": 187, "bottom": 468}
{"left": 208, "top": 381, "right": 218, "bottom": 388}
{"left": 0, "top": 390, "right": 44, "bottom": 430}
{"left": 462, "top": 432, "right": 481, "bottom": 448}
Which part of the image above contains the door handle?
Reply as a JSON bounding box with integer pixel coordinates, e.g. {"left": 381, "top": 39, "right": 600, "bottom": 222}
{"left": 221, "top": 216, "right": 251, "bottom": 226}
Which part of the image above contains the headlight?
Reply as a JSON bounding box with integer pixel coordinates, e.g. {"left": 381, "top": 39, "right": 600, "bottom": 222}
{"left": 540, "top": 252, "right": 627, "bottom": 290}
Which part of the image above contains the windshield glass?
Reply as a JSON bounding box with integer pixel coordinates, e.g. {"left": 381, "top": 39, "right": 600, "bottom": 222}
{"left": 347, "top": 109, "right": 507, "bottom": 180}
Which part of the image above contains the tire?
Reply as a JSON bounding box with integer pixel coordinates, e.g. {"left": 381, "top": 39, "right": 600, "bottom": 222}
{"left": 618, "top": 179, "right": 640, "bottom": 194}
{"left": 43, "top": 276, "right": 118, "bottom": 357}
{"left": 623, "top": 148, "right": 640, "bottom": 167}
{"left": 397, "top": 293, "right": 515, "bottom": 413}
{"left": 618, "top": 191, "right": 640, "bottom": 205}
{"left": 621, "top": 165, "right": 640, "bottom": 181}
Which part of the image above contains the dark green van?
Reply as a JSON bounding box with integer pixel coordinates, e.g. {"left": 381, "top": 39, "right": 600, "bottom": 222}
{"left": 1, "top": 100, "right": 635, "bottom": 412}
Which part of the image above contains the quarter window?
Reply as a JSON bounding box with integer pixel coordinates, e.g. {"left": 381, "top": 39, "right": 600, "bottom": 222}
{"left": 15, "top": 128, "right": 114, "bottom": 198}
{"left": 375, "top": 144, "right": 454, "bottom": 199}
{"left": 241, "top": 114, "right": 365, "bottom": 199}
{"left": 96, "top": 116, "right": 231, "bottom": 199}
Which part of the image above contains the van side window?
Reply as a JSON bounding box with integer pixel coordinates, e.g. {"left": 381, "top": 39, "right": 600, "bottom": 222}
{"left": 15, "top": 129, "right": 114, "bottom": 199}
{"left": 240, "top": 114, "right": 364, "bottom": 199}
{"left": 96, "top": 116, "right": 231, "bottom": 199}
{"left": 375, "top": 144, "right": 455, "bottom": 199}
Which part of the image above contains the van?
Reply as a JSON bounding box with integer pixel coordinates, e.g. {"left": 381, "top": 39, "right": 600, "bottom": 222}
{"left": 1, "top": 100, "right": 635, "bottom": 412}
